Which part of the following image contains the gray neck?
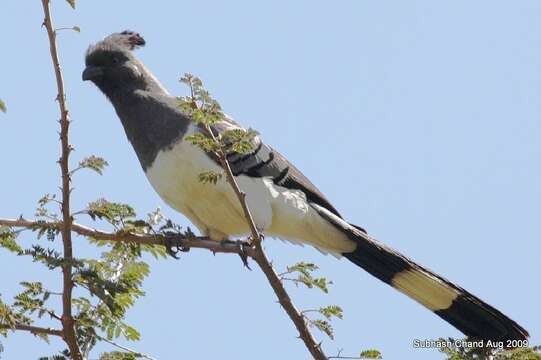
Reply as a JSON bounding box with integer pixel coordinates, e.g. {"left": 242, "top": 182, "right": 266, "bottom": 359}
{"left": 108, "top": 88, "right": 191, "bottom": 171}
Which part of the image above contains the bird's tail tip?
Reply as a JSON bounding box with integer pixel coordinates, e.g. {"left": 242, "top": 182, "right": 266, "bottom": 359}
{"left": 342, "top": 224, "right": 529, "bottom": 342}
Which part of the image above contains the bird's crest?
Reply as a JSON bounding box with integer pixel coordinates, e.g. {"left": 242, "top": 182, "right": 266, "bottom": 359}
{"left": 86, "top": 30, "right": 145, "bottom": 56}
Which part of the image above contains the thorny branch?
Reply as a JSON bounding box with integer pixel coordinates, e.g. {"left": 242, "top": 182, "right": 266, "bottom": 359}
{"left": 0, "top": 218, "right": 253, "bottom": 257}
{"left": 0, "top": 323, "right": 63, "bottom": 337}
{"left": 203, "top": 126, "right": 328, "bottom": 360}
{"left": 41, "top": 0, "right": 80, "bottom": 357}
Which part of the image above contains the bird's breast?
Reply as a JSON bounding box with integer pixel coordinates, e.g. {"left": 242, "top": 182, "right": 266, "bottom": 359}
{"left": 144, "top": 128, "right": 251, "bottom": 239}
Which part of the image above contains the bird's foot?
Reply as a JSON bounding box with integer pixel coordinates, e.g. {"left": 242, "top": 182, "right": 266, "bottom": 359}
{"left": 236, "top": 240, "right": 252, "bottom": 270}
{"left": 164, "top": 236, "right": 185, "bottom": 259}
{"left": 250, "top": 231, "right": 264, "bottom": 245}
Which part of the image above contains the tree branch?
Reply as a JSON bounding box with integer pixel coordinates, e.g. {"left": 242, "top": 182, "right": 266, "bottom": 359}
{"left": 0, "top": 323, "right": 63, "bottom": 337}
{"left": 0, "top": 218, "right": 253, "bottom": 257}
{"left": 40, "top": 0, "right": 80, "bottom": 357}
{"left": 206, "top": 126, "right": 328, "bottom": 360}
{"left": 95, "top": 334, "right": 157, "bottom": 360}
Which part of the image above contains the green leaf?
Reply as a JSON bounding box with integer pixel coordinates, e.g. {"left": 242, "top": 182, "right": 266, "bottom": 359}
{"left": 0, "top": 227, "right": 23, "bottom": 254}
{"left": 313, "top": 277, "right": 330, "bottom": 293}
{"left": 87, "top": 199, "right": 136, "bottom": 226}
{"left": 360, "top": 349, "right": 383, "bottom": 359}
{"left": 35, "top": 194, "right": 59, "bottom": 221}
{"left": 20, "top": 281, "right": 44, "bottom": 296}
{"left": 185, "top": 133, "right": 220, "bottom": 152}
{"left": 65, "top": 0, "right": 75, "bottom": 9}
{"left": 72, "top": 26, "right": 81, "bottom": 33}
{"left": 78, "top": 155, "right": 109, "bottom": 175}
{"left": 38, "top": 194, "right": 56, "bottom": 207}
{"left": 287, "top": 262, "right": 319, "bottom": 277}
{"left": 0, "top": 99, "right": 6, "bottom": 113}
{"left": 123, "top": 325, "right": 141, "bottom": 341}
{"left": 318, "top": 305, "right": 343, "bottom": 320}
{"left": 0, "top": 297, "right": 32, "bottom": 335}
{"left": 23, "top": 244, "right": 72, "bottom": 269}
{"left": 178, "top": 74, "right": 224, "bottom": 126}
{"left": 99, "top": 351, "right": 142, "bottom": 360}
{"left": 198, "top": 171, "right": 223, "bottom": 184}
{"left": 223, "top": 128, "right": 258, "bottom": 154}
{"left": 309, "top": 319, "right": 334, "bottom": 340}
{"left": 30, "top": 221, "right": 60, "bottom": 241}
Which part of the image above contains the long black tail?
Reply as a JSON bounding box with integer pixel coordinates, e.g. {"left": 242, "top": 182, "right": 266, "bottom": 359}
{"left": 312, "top": 204, "right": 529, "bottom": 341}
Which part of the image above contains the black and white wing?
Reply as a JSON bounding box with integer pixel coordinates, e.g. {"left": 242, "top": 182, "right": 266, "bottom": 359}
{"left": 206, "top": 116, "right": 342, "bottom": 218}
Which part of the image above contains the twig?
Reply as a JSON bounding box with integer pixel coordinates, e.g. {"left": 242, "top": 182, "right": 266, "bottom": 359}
{"left": 205, "top": 126, "right": 328, "bottom": 359}
{"left": 0, "top": 218, "right": 253, "bottom": 256}
{"left": 203, "top": 125, "right": 261, "bottom": 243}
{"left": 40, "top": 1, "right": 80, "bottom": 358}
{"left": 96, "top": 334, "right": 157, "bottom": 360}
{"left": 252, "top": 246, "right": 327, "bottom": 360}
{"left": 328, "top": 349, "right": 364, "bottom": 359}
{"left": 0, "top": 323, "right": 63, "bottom": 337}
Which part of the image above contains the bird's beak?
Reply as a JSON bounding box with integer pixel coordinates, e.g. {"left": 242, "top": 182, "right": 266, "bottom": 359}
{"left": 82, "top": 65, "right": 104, "bottom": 81}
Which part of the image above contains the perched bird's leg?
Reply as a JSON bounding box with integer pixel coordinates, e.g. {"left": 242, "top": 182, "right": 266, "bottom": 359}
{"left": 163, "top": 229, "right": 195, "bottom": 258}
{"left": 164, "top": 236, "right": 185, "bottom": 259}
{"left": 250, "top": 230, "right": 264, "bottom": 245}
{"left": 215, "top": 237, "right": 251, "bottom": 269}
{"left": 236, "top": 239, "right": 252, "bottom": 270}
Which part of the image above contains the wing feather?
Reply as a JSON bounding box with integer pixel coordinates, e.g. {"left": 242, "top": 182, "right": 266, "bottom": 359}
{"left": 205, "top": 116, "right": 342, "bottom": 217}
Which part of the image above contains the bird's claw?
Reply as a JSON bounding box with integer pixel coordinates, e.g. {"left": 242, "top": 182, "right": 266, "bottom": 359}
{"left": 164, "top": 236, "right": 189, "bottom": 259}
{"left": 237, "top": 240, "right": 251, "bottom": 270}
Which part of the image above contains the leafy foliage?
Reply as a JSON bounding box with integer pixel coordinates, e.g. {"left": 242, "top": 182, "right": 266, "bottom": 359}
{"left": 99, "top": 352, "right": 144, "bottom": 360}
{"left": 184, "top": 132, "right": 220, "bottom": 152}
{"left": 13, "top": 282, "right": 52, "bottom": 317}
{"left": 0, "top": 226, "right": 22, "bottom": 254}
{"left": 318, "top": 305, "right": 343, "bottom": 320}
{"left": 23, "top": 245, "right": 75, "bottom": 270}
{"left": 77, "top": 156, "right": 109, "bottom": 175}
{"left": 280, "top": 262, "right": 332, "bottom": 293}
{"left": 198, "top": 170, "right": 223, "bottom": 184}
{"left": 178, "top": 74, "right": 224, "bottom": 127}
{"left": 309, "top": 319, "right": 335, "bottom": 340}
{"left": 303, "top": 305, "right": 343, "bottom": 340}
{"left": 38, "top": 354, "right": 69, "bottom": 360}
{"left": 0, "top": 295, "right": 32, "bottom": 337}
{"left": 67, "top": 240, "right": 151, "bottom": 355}
{"left": 87, "top": 199, "right": 136, "bottom": 228}
{"left": 360, "top": 349, "right": 383, "bottom": 359}
{"left": 222, "top": 128, "right": 258, "bottom": 155}
{"left": 178, "top": 75, "right": 258, "bottom": 159}
{"left": 31, "top": 221, "right": 61, "bottom": 241}
{"left": 35, "top": 194, "right": 59, "bottom": 221}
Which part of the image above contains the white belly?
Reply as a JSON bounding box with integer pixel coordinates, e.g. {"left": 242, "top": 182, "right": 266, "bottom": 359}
{"left": 144, "top": 125, "right": 355, "bottom": 253}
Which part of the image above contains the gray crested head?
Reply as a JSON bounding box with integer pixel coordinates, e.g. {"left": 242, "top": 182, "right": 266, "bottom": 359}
{"left": 83, "top": 30, "right": 190, "bottom": 171}
{"left": 83, "top": 30, "right": 168, "bottom": 98}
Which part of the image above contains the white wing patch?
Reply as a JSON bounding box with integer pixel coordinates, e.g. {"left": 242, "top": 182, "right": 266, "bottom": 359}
{"left": 145, "top": 123, "right": 356, "bottom": 254}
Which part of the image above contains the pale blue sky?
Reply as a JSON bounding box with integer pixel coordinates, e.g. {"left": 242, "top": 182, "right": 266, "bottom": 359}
{"left": 1, "top": 1, "right": 540, "bottom": 359}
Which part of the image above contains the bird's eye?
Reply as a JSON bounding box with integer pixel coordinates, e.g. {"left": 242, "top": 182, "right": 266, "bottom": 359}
{"left": 112, "top": 57, "right": 120, "bottom": 65}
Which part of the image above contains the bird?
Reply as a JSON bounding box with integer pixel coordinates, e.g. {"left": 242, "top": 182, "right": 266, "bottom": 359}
{"left": 83, "top": 30, "right": 529, "bottom": 342}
